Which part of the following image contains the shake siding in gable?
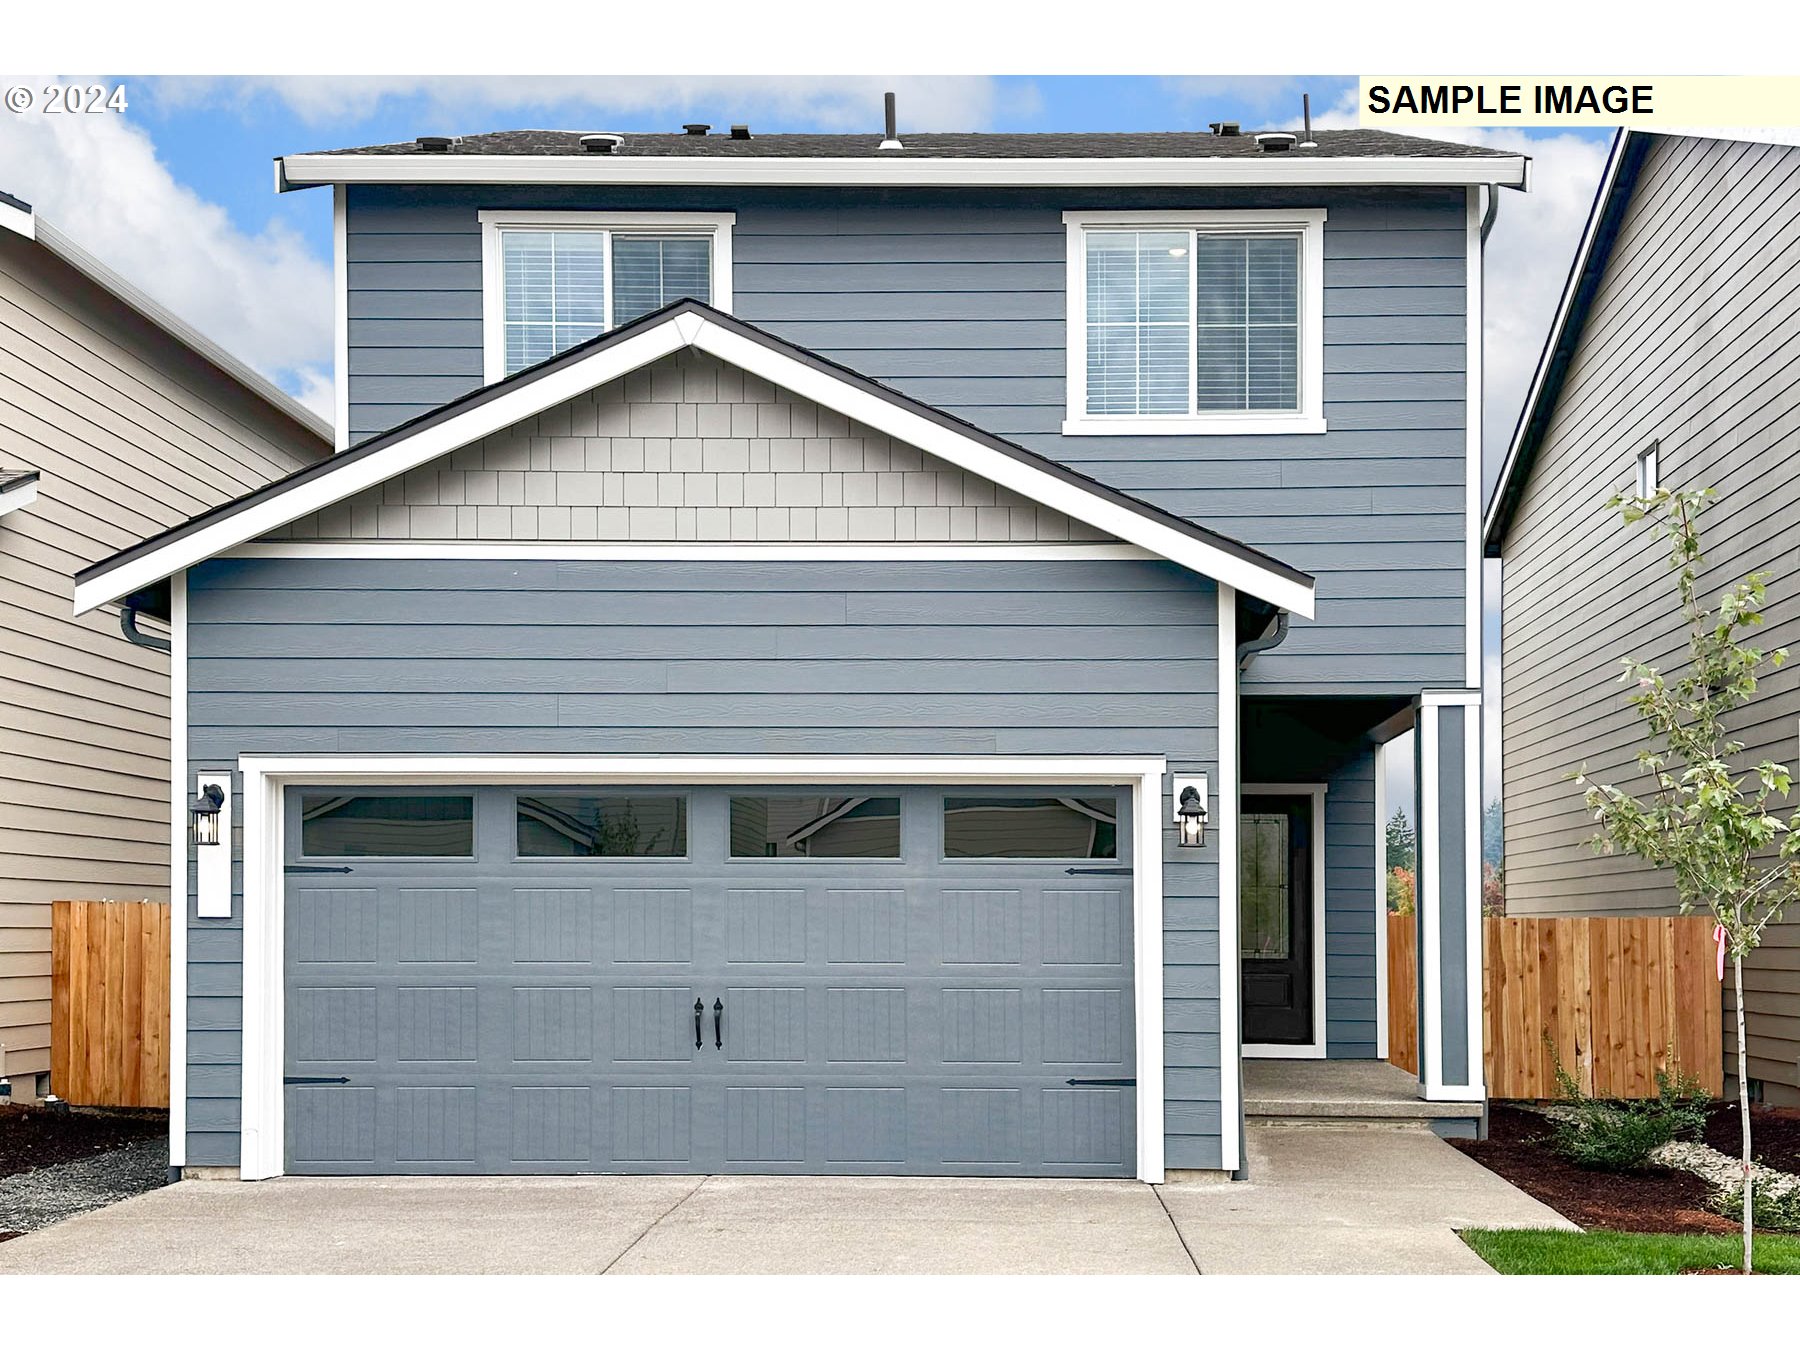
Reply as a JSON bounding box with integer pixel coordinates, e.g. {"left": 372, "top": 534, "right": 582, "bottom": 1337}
{"left": 345, "top": 184, "right": 1468, "bottom": 691}
{"left": 184, "top": 555, "right": 1224, "bottom": 1167}
{"left": 1500, "top": 134, "right": 1800, "bottom": 1103}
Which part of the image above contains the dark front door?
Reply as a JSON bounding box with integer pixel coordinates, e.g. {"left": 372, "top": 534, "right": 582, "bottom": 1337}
{"left": 1239, "top": 794, "right": 1313, "bottom": 1046}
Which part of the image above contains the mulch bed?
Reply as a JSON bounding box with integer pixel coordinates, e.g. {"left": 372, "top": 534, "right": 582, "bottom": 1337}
{"left": 0, "top": 1104, "right": 167, "bottom": 1183}
{"left": 1704, "top": 1103, "right": 1800, "bottom": 1174}
{"left": 1450, "top": 1103, "right": 1743, "bottom": 1235}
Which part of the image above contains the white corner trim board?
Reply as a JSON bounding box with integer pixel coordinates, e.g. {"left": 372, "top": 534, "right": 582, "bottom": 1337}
{"left": 232, "top": 754, "right": 1170, "bottom": 1183}
{"left": 1373, "top": 739, "right": 1390, "bottom": 1063}
{"left": 280, "top": 153, "right": 1531, "bottom": 191}
{"left": 76, "top": 306, "right": 1315, "bottom": 618}
{"left": 1215, "top": 588, "right": 1242, "bottom": 1173}
{"left": 1465, "top": 186, "right": 1483, "bottom": 689}
{"left": 1416, "top": 689, "right": 1484, "bottom": 1103}
{"left": 167, "top": 573, "right": 187, "bottom": 1169}
{"left": 1241, "top": 782, "right": 1330, "bottom": 1060}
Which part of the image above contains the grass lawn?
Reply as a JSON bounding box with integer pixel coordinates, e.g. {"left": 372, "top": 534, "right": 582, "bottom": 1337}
{"left": 1463, "top": 1228, "right": 1800, "bottom": 1274}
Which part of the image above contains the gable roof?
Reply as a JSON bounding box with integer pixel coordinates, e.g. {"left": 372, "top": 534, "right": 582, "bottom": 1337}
{"left": 1481, "top": 129, "right": 1651, "bottom": 556}
{"left": 278, "top": 127, "right": 1528, "bottom": 191}
{"left": 0, "top": 190, "right": 333, "bottom": 445}
{"left": 75, "top": 299, "right": 1315, "bottom": 617}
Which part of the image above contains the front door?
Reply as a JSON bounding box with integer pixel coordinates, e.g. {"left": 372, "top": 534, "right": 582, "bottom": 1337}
{"left": 1239, "top": 794, "right": 1313, "bottom": 1046}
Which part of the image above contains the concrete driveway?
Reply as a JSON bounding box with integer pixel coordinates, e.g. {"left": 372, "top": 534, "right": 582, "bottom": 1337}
{"left": 0, "top": 1124, "right": 1569, "bottom": 1275}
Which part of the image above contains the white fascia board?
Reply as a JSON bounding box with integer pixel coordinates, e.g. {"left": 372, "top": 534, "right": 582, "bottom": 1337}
{"left": 72, "top": 319, "right": 691, "bottom": 613}
{"left": 0, "top": 475, "right": 39, "bottom": 517}
{"left": 280, "top": 153, "right": 1530, "bottom": 191}
{"left": 0, "top": 197, "right": 35, "bottom": 239}
{"left": 690, "top": 322, "right": 1314, "bottom": 616}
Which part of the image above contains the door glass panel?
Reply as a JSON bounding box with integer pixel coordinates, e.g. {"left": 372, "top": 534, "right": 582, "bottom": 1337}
{"left": 729, "top": 796, "right": 901, "bottom": 858}
{"left": 516, "top": 794, "right": 688, "bottom": 857}
{"left": 942, "top": 796, "right": 1119, "bottom": 859}
{"left": 1240, "top": 811, "right": 1291, "bottom": 958}
{"left": 300, "top": 795, "right": 474, "bottom": 857}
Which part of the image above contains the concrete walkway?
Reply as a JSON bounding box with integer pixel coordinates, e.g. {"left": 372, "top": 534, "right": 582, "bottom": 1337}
{"left": 0, "top": 1125, "right": 1570, "bottom": 1275}
{"left": 1160, "top": 1123, "right": 1576, "bottom": 1275}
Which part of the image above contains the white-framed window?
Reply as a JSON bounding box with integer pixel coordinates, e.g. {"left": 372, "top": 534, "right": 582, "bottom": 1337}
{"left": 1063, "top": 210, "right": 1326, "bottom": 436}
{"left": 1636, "top": 439, "right": 1661, "bottom": 496}
{"left": 478, "top": 211, "right": 735, "bottom": 381}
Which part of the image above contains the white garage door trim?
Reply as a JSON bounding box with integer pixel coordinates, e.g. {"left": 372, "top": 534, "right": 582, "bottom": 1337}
{"left": 237, "top": 754, "right": 1169, "bottom": 1183}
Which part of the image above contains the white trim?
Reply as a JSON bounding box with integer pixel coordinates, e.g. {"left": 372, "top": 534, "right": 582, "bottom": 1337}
{"left": 1419, "top": 702, "right": 1443, "bottom": 1097}
{"left": 280, "top": 153, "right": 1531, "bottom": 192}
{"left": 194, "top": 772, "right": 232, "bottom": 919}
{"left": 235, "top": 754, "right": 1169, "bottom": 1183}
{"left": 333, "top": 186, "right": 349, "bottom": 452}
{"left": 78, "top": 306, "right": 1315, "bottom": 619}
{"left": 1241, "top": 782, "right": 1329, "bottom": 1060}
{"left": 1482, "top": 129, "right": 1627, "bottom": 548}
{"left": 478, "top": 210, "right": 735, "bottom": 384}
{"left": 1420, "top": 688, "right": 1482, "bottom": 708}
{"left": 227, "top": 541, "right": 1157, "bottom": 563}
{"left": 1062, "top": 210, "right": 1326, "bottom": 438}
{"left": 167, "top": 573, "right": 187, "bottom": 1169}
{"left": 1465, "top": 186, "right": 1483, "bottom": 690}
{"left": 1215, "top": 587, "right": 1242, "bottom": 1172}
{"left": 1374, "top": 739, "right": 1390, "bottom": 1062}
{"left": 0, "top": 195, "right": 36, "bottom": 240}
{"left": 0, "top": 475, "right": 39, "bottom": 518}
{"left": 1463, "top": 699, "right": 1485, "bottom": 1094}
{"left": 1636, "top": 440, "right": 1661, "bottom": 497}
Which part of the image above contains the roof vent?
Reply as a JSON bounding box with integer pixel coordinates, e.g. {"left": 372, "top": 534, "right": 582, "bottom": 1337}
{"left": 1256, "top": 132, "right": 1298, "bottom": 153}
{"left": 414, "top": 136, "right": 453, "bottom": 153}
{"left": 729, "top": 124, "right": 751, "bottom": 140}
{"left": 580, "top": 133, "right": 626, "bottom": 155}
{"left": 879, "top": 91, "right": 904, "bottom": 151}
{"left": 683, "top": 123, "right": 711, "bottom": 136}
{"left": 1209, "top": 121, "right": 1241, "bottom": 137}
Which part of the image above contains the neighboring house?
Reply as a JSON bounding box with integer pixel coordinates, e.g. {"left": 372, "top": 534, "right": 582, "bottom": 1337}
{"left": 1485, "top": 129, "right": 1800, "bottom": 1106}
{"left": 0, "top": 192, "right": 330, "bottom": 1101}
{"left": 75, "top": 121, "right": 1527, "bottom": 1180}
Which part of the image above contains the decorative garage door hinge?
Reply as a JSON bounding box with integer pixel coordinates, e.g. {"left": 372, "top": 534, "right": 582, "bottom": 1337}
{"left": 284, "top": 1076, "right": 351, "bottom": 1085}
{"left": 1063, "top": 866, "right": 1131, "bottom": 876}
{"left": 1064, "top": 1078, "right": 1136, "bottom": 1087}
{"left": 285, "top": 865, "right": 354, "bottom": 874}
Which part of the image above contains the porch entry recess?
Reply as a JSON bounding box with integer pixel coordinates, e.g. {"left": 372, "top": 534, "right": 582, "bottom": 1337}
{"left": 279, "top": 783, "right": 1139, "bottom": 1176}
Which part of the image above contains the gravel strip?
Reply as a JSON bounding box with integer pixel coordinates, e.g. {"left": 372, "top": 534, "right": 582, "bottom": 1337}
{"left": 1652, "top": 1140, "right": 1800, "bottom": 1198}
{"left": 0, "top": 1136, "right": 169, "bottom": 1236}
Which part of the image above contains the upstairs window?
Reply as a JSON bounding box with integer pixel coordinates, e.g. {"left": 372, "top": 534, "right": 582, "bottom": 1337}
{"left": 1064, "top": 210, "right": 1325, "bottom": 436}
{"left": 480, "top": 212, "right": 734, "bottom": 380}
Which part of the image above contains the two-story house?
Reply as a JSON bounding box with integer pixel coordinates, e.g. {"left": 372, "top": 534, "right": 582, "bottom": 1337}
{"left": 74, "top": 120, "right": 1526, "bottom": 1181}
{"left": 1, "top": 191, "right": 328, "bottom": 1103}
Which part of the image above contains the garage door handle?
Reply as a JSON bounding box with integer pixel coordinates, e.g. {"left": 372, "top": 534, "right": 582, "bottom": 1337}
{"left": 285, "top": 1075, "right": 351, "bottom": 1085}
{"left": 694, "top": 997, "right": 704, "bottom": 1049}
{"left": 1064, "top": 866, "right": 1131, "bottom": 876}
{"left": 713, "top": 997, "right": 724, "bottom": 1049}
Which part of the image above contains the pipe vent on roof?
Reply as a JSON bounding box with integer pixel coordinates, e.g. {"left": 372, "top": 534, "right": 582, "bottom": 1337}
{"left": 879, "top": 91, "right": 903, "bottom": 151}
{"left": 730, "top": 124, "right": 751, "bottom": 140}
{"left": 415, "top": 136, "right": 453, "bottom": 153}
{"left": 580, "top": 133, "right": 626, "bottom": 154}
{"left": 1209, "top": 121, "right": 1241, "bottom": 137}
{"left": 683, "top": 123, "right": 711, "bottom": 136}
{"left": 1256, "top": 132, "right": 1298, "bottom": 153}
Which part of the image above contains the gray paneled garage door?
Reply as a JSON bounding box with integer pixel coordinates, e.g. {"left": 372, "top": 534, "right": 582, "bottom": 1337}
{"left": 283, "top": 785, "right": 1135, "bottom": 1176}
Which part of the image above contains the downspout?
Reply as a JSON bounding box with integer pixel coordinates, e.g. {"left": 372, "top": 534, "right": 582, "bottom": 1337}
{"left": 1479, "top": 183, "right": 1500, "bottom": 243}
{"left": 120, "top": 604, "right": 172, "bottom": 654}
{"left": 1236, "top": 609, "right": 1290, "bottom": 673}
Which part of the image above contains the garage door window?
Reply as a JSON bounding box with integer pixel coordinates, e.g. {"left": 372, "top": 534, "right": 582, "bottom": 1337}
{"left": 942, "top": 795, "right": 1119, "bottom": 859}
{"left": 299, "top": 794, "right": 475, "bottom": 857}
{"left": 729, "top": 795, "right": 902, "bottom": 858}
{"left": 516, "top": 794, "right": 688, "bottom": 858}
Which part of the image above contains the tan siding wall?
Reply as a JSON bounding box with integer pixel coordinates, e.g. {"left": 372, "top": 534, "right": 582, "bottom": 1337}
{"left": 269, "top": 351, "right": 1096, "bottom": 544}
{"left": 0, "top": 231, "right": 327, "bottom": 1081}
{"left": 1499, "top": 134, "right": 1800, "bottom": 1103}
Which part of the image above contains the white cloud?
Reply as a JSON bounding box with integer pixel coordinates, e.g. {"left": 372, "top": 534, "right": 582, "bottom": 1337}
{"left": 0, "top": 79, "right": 332, "bottom": 421}
{"left": 151, "top": 75, "right": 1024, "bottom": 134}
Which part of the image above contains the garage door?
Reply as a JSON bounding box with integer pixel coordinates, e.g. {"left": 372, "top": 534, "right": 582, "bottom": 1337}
{"left": 282, "top": 784, "right": 1135, "bottom": 1176}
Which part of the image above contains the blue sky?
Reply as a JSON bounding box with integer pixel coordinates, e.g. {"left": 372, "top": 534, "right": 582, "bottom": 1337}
{"left": 0, "top": 74, "right": 1617, "bottom": 806}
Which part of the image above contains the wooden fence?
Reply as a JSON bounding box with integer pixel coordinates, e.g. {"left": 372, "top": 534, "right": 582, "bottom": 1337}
{"left": 1385, "top": 913, "right": 1723, "bottom": 1099}
{"left": 50, "top": 900, "right": 171, "bottom": 1108}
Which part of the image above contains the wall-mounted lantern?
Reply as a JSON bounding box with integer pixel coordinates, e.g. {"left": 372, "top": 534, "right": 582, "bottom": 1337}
{"left": 1172, "top": 776, "right": 1209, "bottom": 848}
{"left": 189, "top": 783, "right": 225, "bottom": 846}
{"left": 193, "top": 774, "right": 232, "bottom": 918}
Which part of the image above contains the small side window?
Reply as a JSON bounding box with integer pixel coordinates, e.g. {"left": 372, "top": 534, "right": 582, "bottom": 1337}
{"left": 1636, "top": 440, "right": 1660, "bottom": 496}
{"left": 301, "top": 795, "right": 474, "bottom": 857}
{"left": 730, "top": 796, "right": 902, "bottom": 858}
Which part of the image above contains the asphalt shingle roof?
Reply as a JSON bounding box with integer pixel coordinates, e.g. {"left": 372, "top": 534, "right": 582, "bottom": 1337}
{"left": 310, "top": 127, "right": 1512, "bottom": 161}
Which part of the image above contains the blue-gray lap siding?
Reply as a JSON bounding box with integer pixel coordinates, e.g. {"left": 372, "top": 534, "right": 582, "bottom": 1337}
{"left": 183, "top": 555, "right": 1223, "bottom": 1169}
{"left": 344, "top": 184, "right": 1468, "bottom": 692}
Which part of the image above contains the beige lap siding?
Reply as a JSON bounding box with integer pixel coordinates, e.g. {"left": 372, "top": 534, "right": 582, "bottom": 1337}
{"left": 270, "top": 351, "right": 1098, "bottom": 544}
